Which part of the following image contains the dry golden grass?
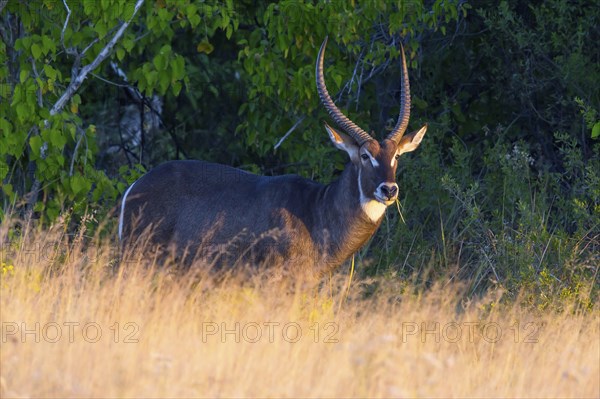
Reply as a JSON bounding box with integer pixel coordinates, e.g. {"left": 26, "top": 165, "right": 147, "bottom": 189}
{"left": 0, "top": 224, "right": 598, "bottom": 398}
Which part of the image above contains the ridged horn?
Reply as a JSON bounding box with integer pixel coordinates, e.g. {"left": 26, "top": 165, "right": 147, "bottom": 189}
{"left": 387, "top": 43, "right": 411, "bottom": 143}
{"left": 316, "top": 37, "right": 373, "bottom": 146}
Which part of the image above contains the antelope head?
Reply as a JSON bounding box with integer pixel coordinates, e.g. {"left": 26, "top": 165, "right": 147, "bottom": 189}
{"left": 316, "top": 37, "right": 428, "bottom": 221}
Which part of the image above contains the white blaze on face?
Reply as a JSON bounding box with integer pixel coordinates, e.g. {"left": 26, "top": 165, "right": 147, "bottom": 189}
{"left": 358, "top": 168, "right": 387, "bottom": 223}
{"left": 367, "top": 151, "right": 379, "bottom": 168}
{"left": 390, "top": 150, "right": 398, "bottom": 167}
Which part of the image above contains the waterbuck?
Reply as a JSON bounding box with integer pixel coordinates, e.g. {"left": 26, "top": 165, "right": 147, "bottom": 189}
{"left": 119, "top": 37, "right": 427, "bottom": 277}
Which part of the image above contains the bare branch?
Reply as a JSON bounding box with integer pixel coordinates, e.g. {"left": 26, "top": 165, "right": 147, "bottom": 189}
{"left": 340, "top": 47, "right": 364, "bottom": 101}
{"left": 69, "top": 127, "right": 86, "bottom": 176}
{"left": 274, "top": 116, "right": 305, "bottom": 150}
{"left": 355, "top": 38, "right": 376, "bottom": 110}
{"left": 82, "top": 24, "right": 120, "bottom": 56}
{"left": 110, "top": 61, "right": 128, "bottom": 80}
{"left": 25, "top": 0, "right": 144, "bottom": 215}
{"left": 61, "top": 0, "right": 71, "bottom": 53}
{"left": 50, "top": 0, "right": 145, "bottom": 116}
{"left": 91, "top": 72, "right": 129, "bottom": 88}
{"left": 29, "top": 59, "right": 49, "bottom": 160}
{"left": 30, "top": 58, "right": 43, "bottom": 107}
{"left": 80, "top": 36, "right": 100, "bottom": 56}
{"left": 110, "top": 61, "right": 143, "bottom": 100}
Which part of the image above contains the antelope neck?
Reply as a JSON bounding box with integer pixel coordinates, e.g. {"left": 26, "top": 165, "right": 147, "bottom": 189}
{"left": 314, "top": 165, "right": 385, "bottom": 268}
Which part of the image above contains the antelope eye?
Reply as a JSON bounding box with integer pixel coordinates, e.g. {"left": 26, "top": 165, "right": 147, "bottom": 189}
{"left": 361, "top": 154, "right": 370, "bottom": 161}
{"left": 395, "top": 154, "right": 401, "bottom": 160}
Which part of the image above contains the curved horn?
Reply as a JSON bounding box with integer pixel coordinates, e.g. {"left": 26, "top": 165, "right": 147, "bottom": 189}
{"left": 387, "top": 43, "right": 411, "bottom": 143}
{"left": 316, "top": 37, "right": 373, "bottom": 146}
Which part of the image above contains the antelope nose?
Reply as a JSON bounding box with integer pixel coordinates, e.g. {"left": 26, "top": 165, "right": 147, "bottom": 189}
{"left": 380, "top": 183, "right": 398, "bottom": 200}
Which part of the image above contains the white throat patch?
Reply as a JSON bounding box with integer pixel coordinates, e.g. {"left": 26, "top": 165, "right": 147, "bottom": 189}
{"left": 358, "top": 169, "right": 387, "bottom": 223}
{"left": 361, "top": 199, "right": 387, "bottom": 222}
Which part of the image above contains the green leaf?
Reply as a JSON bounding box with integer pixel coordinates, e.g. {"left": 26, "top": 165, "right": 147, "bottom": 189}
{"left": 171, "top": 55, "right": 185, "bottom": 79}
{"left": 70, "top": 175, "right": 90, "bottom": 196}
{"left": 15, "top": 36, "right": 30, "bottom": 51}
{"left": 0, "top": 163, "right": 8, "bottom": 180}
{"left": 16, "top": 103, "right": 30, "bottom": 123}
{"left": 123, "top": 37, "right": 135, "bottom": 52}
{"left": 186, "top": 4, "right": 198, "bottom": 16}
{"left": 122, "top": 1, "right": 135, "bottom": 19}
{"left": 171, "top": 81, "right": 182, "bottom": 96}
{"left": 50, "top": 129, "right": 67, "bottom": 148}
{"left": 159, "top": 44, "right": 172, "bottom": 54}
{"left": 333, "top": 74, "right": 342, "bottom": 89}
{"left": 29, "top": 135, "right": 43, "bottom": 158}
{"left": 153, "top": 53, "right": 167, "bottom": 71}
{"left": 31, "top": 43, "right": 42, "bottom": 59}
{"left": 0, "top": 83, "right": 11, "bottom": 100}
{"left": 68, "top": 123, "right": 77, "bottom": 140}
{"left": 82, "top": 0, "right": 100, "bottom": 15}
{"left": 47, "top": 205, "right": 59, "bottom": 220}
{"left": 41, "top": 35, "right": 55, "bottom": 54}
{"left": 0, "top": 118, "right": 11, "bottom": 136}
{"left": 43, "top": 64, "right": 57, "bottom": 79}
{"left": 158, "top": 8, "right": 170, "bottom": 22}
{"left": 145, "top": 70, "right": 157, "bottom": 88}
{"left": 197, "top": 40, "right": 214, "bottom": 54}
{"left": 95, "top": 21, "right": 107, "bottom": 37}
{"left": 592, "top": 122, "right": 600, "bottom": 139}
{"left": 221, "top": 13, "right": 230, "bottom": 30}
{"left": 159, "top": 72, "right": 170, "bottom": 94}
{"left": 189, "top": 14, "right": 201, "bottom": 28}
{"left": 2, "top": 183, "right": 14, "bottom": 199}
{"left": 20, "top": 70, "right": 30, "bottom": 83}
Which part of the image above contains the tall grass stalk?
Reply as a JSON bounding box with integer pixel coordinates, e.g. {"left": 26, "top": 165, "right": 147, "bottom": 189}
{"left": 1, "top": 221, "right": 598, "bottom": 398}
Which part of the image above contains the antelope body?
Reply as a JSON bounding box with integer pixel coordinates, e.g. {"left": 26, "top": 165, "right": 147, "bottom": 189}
{"left": 119, "top": 38, "right": 427, "bottom": 277}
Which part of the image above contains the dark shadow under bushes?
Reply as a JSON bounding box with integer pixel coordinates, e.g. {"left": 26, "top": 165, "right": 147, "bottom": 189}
{"left": 355, "top": 0, "right": 599, "bottom": 310}
{"left": 361, "top": 126, "right": 598, "bottom": 311}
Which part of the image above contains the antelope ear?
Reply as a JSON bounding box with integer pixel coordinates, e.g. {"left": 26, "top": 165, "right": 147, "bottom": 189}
{"left": 324, "top": 123, "right": 359, "bottom": 163}
{"left": 396, "top": 124, "right": 427, "bottom": 156}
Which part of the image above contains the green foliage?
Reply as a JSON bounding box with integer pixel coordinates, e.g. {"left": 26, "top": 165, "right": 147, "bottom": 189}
{"left": 0, "top": 0, "right": 239, "bottom": 225}
{"left": 349, "top": 0, "right": 599, "bottom": 308}
{"left": 235, "top": 0, "right": 466, "bottom": 176}
{"left": 362, "top": 120, "right": 598, "bottom": 309}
